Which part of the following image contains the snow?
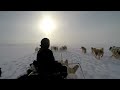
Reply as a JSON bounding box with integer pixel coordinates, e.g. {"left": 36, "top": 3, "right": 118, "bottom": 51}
{"left": 0, "top": 44, "right": 120, "bottom": 79}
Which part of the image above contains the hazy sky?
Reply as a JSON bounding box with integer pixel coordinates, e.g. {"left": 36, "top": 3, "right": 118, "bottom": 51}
{"left": 0, "top": 11, "right": 120, "bottom": 47}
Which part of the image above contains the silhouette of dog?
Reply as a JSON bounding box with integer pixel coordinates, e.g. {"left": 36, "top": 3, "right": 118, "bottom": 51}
{"left": 109, "top": 46, "right": 120, "bottom": 59}
{"left": 59, "top": 46, "right": 67, "bottom": 51}
{"left": 91, "top": 47, "right": 95, "bottom": 54}
{"left": 81, "top": 47, "right": 87, "bottom": 54}
{"left": 51, "top": 46, "right": 58, "bottom": 51}
{"left": 91, "top": 47, "right": 104, "bottom": 59}
{"left": 67, "top": 65, "right": 79, "bottom": 74}
{"left": 59, "top": 60, "right": 79, "bottom": 74}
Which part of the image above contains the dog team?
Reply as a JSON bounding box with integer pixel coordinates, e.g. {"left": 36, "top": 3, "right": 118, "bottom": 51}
{"left": 80, "top": 46, "right": 120, "bottom": 60}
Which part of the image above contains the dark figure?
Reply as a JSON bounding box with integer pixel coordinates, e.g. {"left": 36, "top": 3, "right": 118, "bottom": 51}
{"left": 117, "top": 50, "right": 120, "bottom": 55}
{"left": 81, "top": 46, "right": 86, "bottom": 54}
{"left": 36, "top": 38, "right": 67, "bottom": 79}
{"left": 0, "top": 68, "right": 1, "bottom": 77}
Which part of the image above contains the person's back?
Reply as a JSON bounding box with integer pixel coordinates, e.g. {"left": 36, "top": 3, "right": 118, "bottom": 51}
{"left": 37, "top": 48, "right": 55, "bottom": 71}
{"left": 35, "top": 38, "right": 67, "bottom": 79}
{"left": 36, "top": 38, "right": 55, "bottom": 69}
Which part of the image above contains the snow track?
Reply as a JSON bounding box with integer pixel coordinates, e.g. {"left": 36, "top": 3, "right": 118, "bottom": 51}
{"left": 1, "top": 47, "right": 120, "bottom": 79}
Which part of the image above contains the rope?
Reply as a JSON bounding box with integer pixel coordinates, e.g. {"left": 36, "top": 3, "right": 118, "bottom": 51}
{"left": 78, "top": 63, "right": 85, "bottom": 79}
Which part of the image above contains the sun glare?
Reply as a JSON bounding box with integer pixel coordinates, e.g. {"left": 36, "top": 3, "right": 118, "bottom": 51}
{"left": 39, "top": 15, "right": 56, "bottom": 34}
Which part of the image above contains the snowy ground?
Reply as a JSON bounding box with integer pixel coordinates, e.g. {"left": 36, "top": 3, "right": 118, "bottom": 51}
{"left": 0, "top": 44, "right": 120, "bottom": 79}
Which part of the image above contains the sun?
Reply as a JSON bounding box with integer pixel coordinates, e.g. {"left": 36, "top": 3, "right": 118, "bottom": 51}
{"left": 39, "top": 15, "right": 56, "bottom": 34}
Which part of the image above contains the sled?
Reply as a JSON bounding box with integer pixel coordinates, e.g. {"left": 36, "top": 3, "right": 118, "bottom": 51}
{"left": 17, "top": 60, "right": 80, "bottom": 79}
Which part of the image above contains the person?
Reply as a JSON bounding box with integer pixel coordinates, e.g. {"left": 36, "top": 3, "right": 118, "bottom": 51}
{"left": 17, "top": 38, "right": 67, "bottom": 79}
{"left": 35, "top": 38, "right": 68, "bottom": 79}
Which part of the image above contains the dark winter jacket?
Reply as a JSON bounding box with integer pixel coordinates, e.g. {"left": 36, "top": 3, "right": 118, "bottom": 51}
{"left": 36, "top": 48, "right": 56, "bottom": 72}
{"left": 37, "top": 48, "right": 55, "bottom": 63}
{"left": 36, "top": 48, "right": 68, "bottom": 79}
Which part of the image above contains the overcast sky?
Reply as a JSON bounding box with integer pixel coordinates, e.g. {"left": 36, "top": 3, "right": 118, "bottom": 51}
{"left": 0, "top": 11, "right": 120, "bottom": 47}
